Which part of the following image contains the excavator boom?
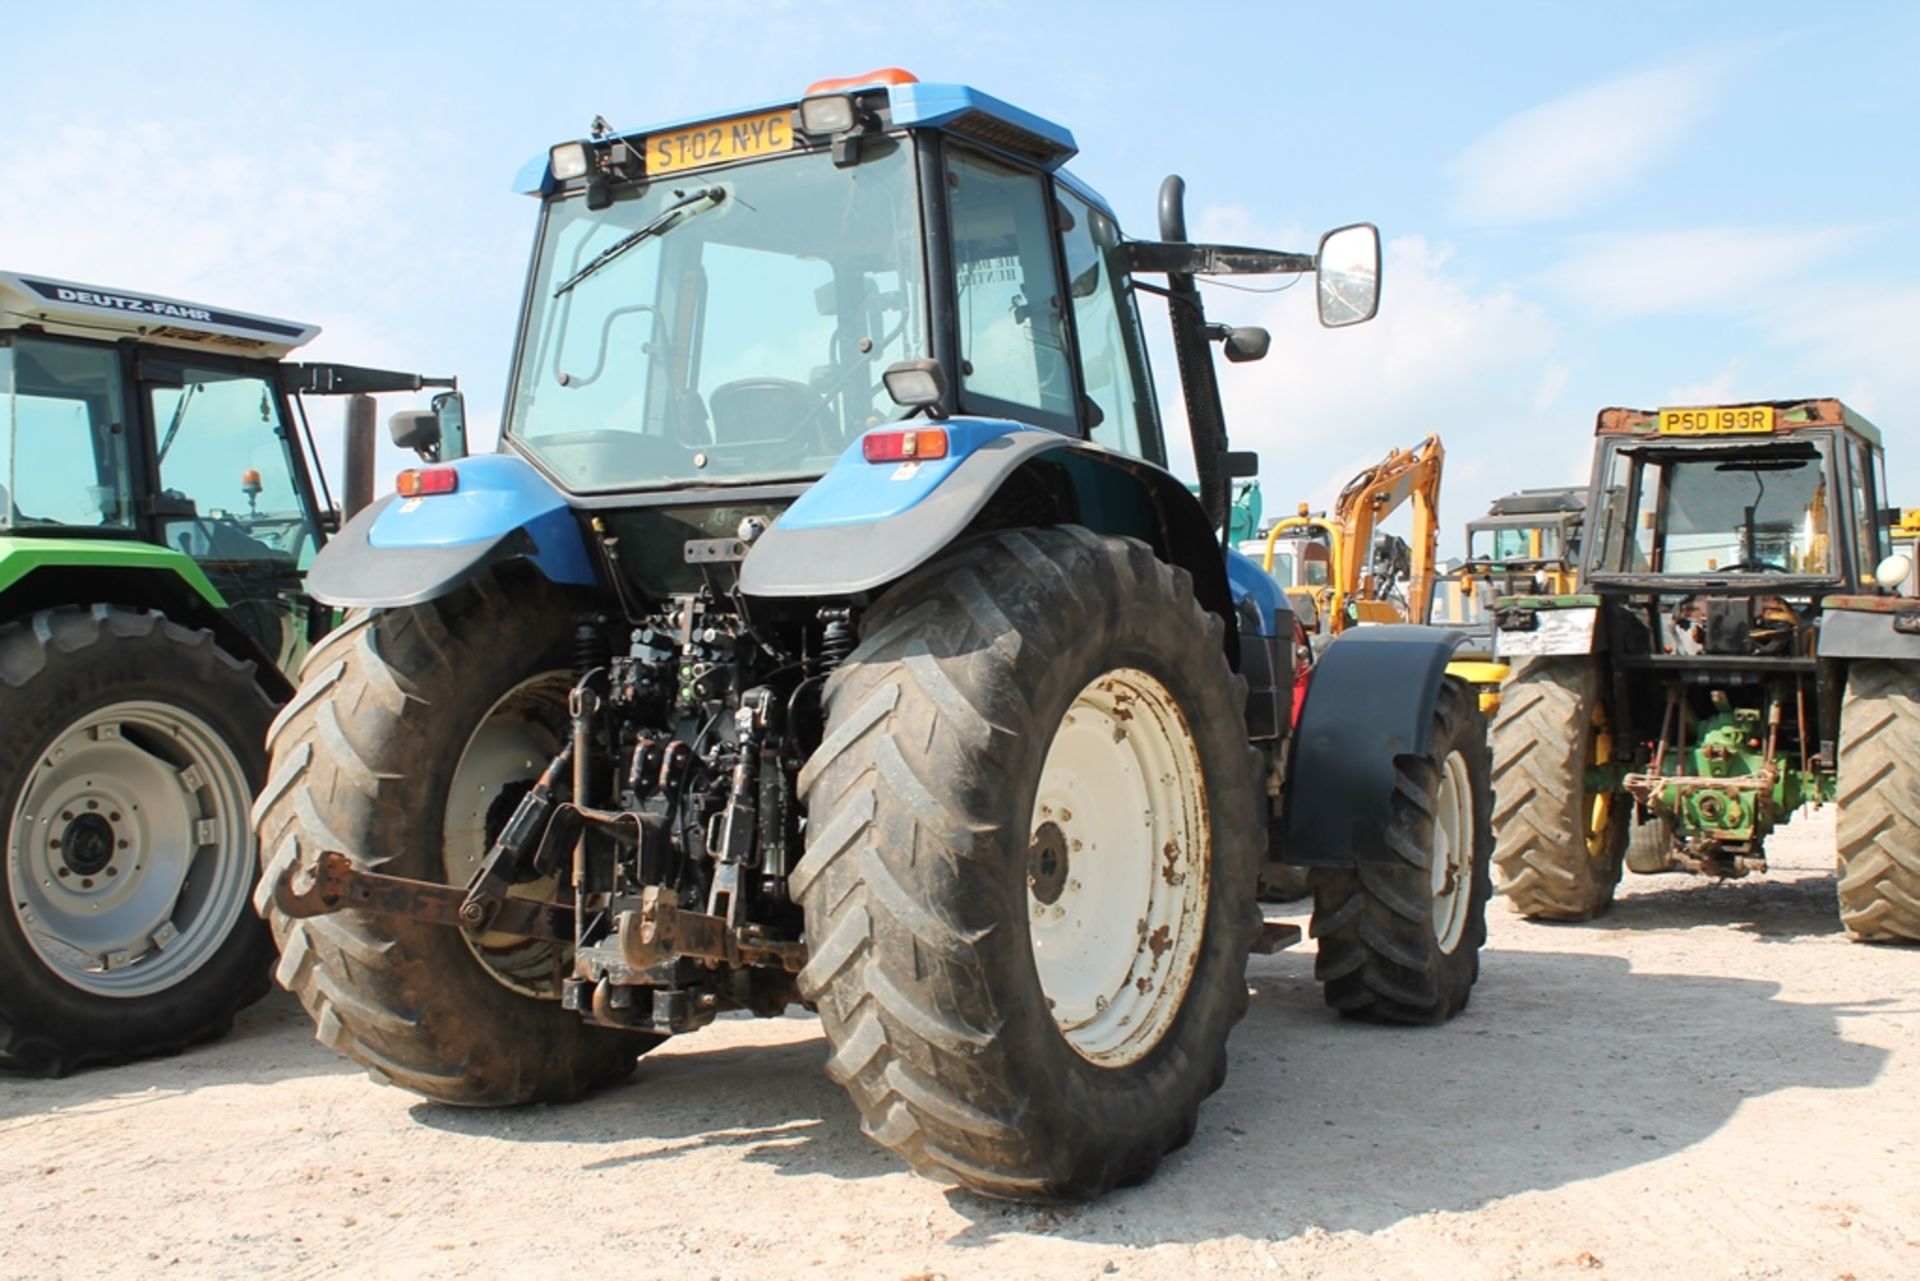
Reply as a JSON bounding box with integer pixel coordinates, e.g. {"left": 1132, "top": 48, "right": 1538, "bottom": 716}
{"left": 1262, "top": 434, "right": 1444, "bottom": 632}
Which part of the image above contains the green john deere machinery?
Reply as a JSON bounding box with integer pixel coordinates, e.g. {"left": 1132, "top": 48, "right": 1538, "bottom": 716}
{"left": 0, "top": 270, "right": 461, "bottom": 1072}
{"left": 1491, "top": 399, "right": 1920, "bottom": 941}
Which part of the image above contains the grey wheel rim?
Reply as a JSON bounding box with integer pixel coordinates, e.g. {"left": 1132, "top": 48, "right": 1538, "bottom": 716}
{"left": 7, "top": 700, "right": 254, "bottom": 998}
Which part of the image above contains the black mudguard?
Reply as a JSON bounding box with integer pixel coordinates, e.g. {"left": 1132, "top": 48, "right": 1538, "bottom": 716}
{"left": 1282, "top": 624, "right": 1469, "bottom": 866}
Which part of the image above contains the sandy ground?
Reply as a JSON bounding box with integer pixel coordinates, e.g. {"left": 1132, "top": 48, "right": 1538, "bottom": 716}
{"left": 3, "top": 810, "right": 1915, "bottom": 1281}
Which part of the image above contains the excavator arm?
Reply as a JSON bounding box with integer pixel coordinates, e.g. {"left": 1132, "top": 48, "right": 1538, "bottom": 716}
{"left": 1264, "top": 435, "right": 1444, "bottom": 633}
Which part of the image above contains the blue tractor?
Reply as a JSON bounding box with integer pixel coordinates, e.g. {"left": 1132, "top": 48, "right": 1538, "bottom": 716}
{"left": 258, "top": 71, "right": 1492, "bottom": 1200}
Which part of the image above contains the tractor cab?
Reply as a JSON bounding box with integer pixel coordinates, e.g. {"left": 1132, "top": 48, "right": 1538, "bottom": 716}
{"left": 1461, "top": 485, "right": 1584, "bottom": 598}
{"left": 1580, "top": 400, "right": 1891, "bottom": 662}
{"left": 0, "top": 271, "right": 458, "bottom": 671}
{"left": 458, "top": 69, "right": 1377, "bottom": 603}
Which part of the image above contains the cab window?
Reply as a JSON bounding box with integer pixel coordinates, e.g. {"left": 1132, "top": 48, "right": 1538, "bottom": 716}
{"left": 945, "top": 147, "right": 1075, "bottom": 430}
{"left": 0, "top": 337, "right": 133, "bottom": 531}
{"left": 1057, "top": 190, "right": 1158, "bottom": 459}
{"left": 1848, "top": 438, "right": 1882, "bottom": 581}
{"left": 148, "top": 367, "right": 316, "bottom": 566}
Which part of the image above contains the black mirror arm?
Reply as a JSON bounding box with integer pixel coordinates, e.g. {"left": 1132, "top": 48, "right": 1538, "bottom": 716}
{"left": 1121, "top": 240, "right": 1316, "bottom": 278}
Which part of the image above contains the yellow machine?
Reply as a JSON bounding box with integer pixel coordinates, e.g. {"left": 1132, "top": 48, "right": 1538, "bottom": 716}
{"left": 1259, "top": 434, "right": 1444, "bottom": 633}
{"left": 1253, "top": 436, "right": 1518, "bottom": 711}
{"left": 1893, "top": 507, "right": 1920, "bottom": 596}
{"left": 1430, "top": 485, "right": 1587, "bottom": 633}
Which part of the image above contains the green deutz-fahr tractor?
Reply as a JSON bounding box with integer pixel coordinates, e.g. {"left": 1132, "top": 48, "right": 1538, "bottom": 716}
{"left": 1492, "top": 399, "right": 1920, "bottom": 941}
{"left": 0, "top": 271, "right": 460, "bottom": 1072}
{"left": 255, "top": 71, "right": 1496, "bottom": 1201}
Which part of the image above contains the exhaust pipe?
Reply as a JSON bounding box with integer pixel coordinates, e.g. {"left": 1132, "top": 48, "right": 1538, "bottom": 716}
{"left": 343, "top": 393, "right": 377, "bottom": 520}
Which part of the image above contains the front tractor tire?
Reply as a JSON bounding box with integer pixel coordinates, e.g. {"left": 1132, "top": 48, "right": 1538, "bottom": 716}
{"left": 0, "top": 606, "right": 275, "bottom": 1075}
{"left": 792, "top": 529, "right": 1262, "bottom": 1201}
{"left": 1491, "top": 657, "right": 1627, "bottom": 921}
{"left": 1308, "top": 676, "right": 1492, "bottom": 1024}
{"left": 254, "top": 577, "right": 653, "bottom": 1104}
{"left": 1835, "top": 661, "right": 1920, "bottom": 943}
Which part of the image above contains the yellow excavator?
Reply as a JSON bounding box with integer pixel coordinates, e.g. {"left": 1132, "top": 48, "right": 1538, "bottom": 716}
{"left": 1257, "top": 434, "right": 1444, "bottom": 634}
{"left": 1253, "top": 435, "right": 1505, "bottom": 709}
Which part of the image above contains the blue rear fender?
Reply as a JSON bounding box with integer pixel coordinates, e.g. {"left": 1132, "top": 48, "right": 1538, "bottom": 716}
{"left": 739, "top": 417, "right": 1240, "bottom": 663}
{"left": 304, "top": 453, "right": 596, "bottom": 608}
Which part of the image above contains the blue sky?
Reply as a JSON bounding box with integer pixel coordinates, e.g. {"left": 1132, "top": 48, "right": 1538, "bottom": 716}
{"left": 6, "top": 1, "right": 1916, "bottom": 553}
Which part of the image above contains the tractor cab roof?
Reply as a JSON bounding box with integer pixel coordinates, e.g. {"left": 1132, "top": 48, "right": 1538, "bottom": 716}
{"left": 1480, "top": 486, "right": 1585, "bottom": 520}
{"left": 0, "top": 270, "right": 319, "bottom": 358}
{"left": 517, "top": 71, "right": 1093, "bottom": 204}
{"left": 1597, "top": 398, "right": 1883, "bottom": 450}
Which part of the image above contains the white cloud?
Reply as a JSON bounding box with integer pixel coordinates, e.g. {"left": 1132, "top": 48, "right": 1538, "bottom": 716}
{"left": 1450, "top": 58, "right": 1734, "bottom": 224}
{"left": 1532, "top": 362, "right": 1571, "bottom": 413}
{"left": 1541, "top": 226, "right": 1860, "bottom": 317}
{"left": 0, "top": 109, "right": 524, "bottom": 493}
{"left": 1665, "top": 359, "right": 1751, "bottom": 407}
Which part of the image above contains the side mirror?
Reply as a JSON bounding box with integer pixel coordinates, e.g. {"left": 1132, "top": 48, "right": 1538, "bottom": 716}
{"left": 1225, "top": 450, "right": 1260, "bottom": 479}
{"left": 389, "top": 409, "right": 442, "bottom": 460}
{"left": 432, "top": 390, "right": 468, "bottom": 461}
{"left": 1316, "top": 223, "right": 1381, "bottom": 328}
{"left": 390, "top": 391, "right": 469, "bottom": 463}
{"left": 1222, "top": 326, "right": 1270, "bottom": 363}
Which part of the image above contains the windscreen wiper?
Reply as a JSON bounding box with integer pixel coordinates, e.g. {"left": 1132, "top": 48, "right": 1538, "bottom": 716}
{"left": 553, "top": 186, "right": 726, "bottom": 298}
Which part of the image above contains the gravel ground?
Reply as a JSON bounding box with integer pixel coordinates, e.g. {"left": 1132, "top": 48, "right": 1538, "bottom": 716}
{"left": 3, "top": 810, "right": 1914, "bottom": 1281}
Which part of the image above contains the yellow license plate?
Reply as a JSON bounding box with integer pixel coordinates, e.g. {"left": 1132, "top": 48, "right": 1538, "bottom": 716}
{"left": 1657, "top": 405, "right": 1776, "bottom": 435}
{"left": 647, "top": 110, "right": 794, "bottom": 176}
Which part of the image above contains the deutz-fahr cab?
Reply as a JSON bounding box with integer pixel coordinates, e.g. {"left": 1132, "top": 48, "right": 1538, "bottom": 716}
{"left": 258, "top": 70, "right": 1494, "bottom": 1200}
{"left": 0, "top": 271, "right": 457, "bottom": 1072}
{"left": 1491, "top": 399, "right": 1919, "bottom": 941}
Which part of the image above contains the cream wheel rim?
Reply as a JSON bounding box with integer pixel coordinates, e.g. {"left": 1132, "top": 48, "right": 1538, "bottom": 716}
{"left": 1027, "top": 667, "right": 1211, "bottom": 1067}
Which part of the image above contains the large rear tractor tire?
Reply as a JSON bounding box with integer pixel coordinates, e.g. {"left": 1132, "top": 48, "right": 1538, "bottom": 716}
{"left": 793, "top": 529, "right": 1263, "bottom": 1201}
{"left": 1308, "top": 677, "right": 1492, "bottom": 1024}
{"left": 1835, "top": 661, "right": 1920, "bottom": 943}
{"left": 1, "top": 606, "right": 274, "bottom": 1075}
{"left": 254, "top": 577, "right": 654, "bottom": 1104}
{"left": 1491, "top": 657, "right": 1627, "bottom": 920}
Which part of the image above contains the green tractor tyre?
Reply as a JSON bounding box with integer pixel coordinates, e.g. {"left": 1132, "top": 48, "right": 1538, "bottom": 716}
{"left": 1835, "top": 661, "right": 1920, "bottom": 942}
{"left": 0, "top": 605, "right": 276, "bottom": 1074}
{"left": 1491, "top": 657, "right": 1627, "bottom": 921}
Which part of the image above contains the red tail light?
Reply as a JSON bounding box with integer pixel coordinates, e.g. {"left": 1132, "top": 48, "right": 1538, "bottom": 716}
{"left": 396, "top": 467, "right": 458, "bottom": 497}
{"left": 862, "top": 428, "right": 949, "bottom": 464}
